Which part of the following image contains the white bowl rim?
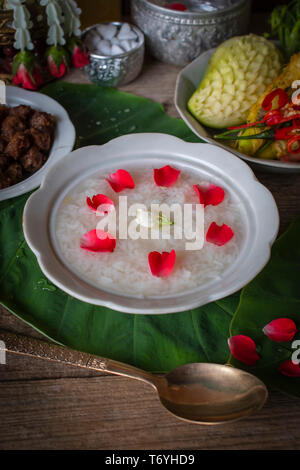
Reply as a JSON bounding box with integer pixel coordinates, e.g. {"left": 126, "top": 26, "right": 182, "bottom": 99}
{"left": 0, "top": 86, "right": 76, "bottom": 201}
{"left": 23, "top": 133, "right": 279, "bottom": 314}
{"left": 174, "top": 47, "right": 300, "bottom": 172}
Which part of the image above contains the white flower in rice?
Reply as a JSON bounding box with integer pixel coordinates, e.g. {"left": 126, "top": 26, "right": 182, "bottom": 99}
{"left": 135, "top": 208, "right": 173, "bottom": 230}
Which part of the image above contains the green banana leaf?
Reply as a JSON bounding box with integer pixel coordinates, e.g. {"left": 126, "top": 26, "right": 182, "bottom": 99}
{"left": 0, "top": 82, "right": 236, "bottom": 373}
{"left": 1, "top": 82, "right": 300, "bottom": 397}
{"left": 230, "top": 216, "right": 300, "bottom": 396}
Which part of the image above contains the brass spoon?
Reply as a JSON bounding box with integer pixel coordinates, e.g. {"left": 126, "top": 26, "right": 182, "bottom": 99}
{"left": 0, "top": 329, "right": 267, "bottom": 424}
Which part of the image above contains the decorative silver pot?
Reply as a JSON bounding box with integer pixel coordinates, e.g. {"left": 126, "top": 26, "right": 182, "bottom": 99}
{"left": 82, "top": 22, "right": 145, "bottom": 87}
{"left": 131, "top": 0, "right": 251, "bottom": 66}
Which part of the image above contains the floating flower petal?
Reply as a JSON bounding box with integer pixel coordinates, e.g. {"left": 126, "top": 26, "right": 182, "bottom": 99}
{"left": 153, "top": 165, "right": 180, "bottom": 187}
{"left": 206, "top": 222, "right": 234, "bottom": 246}
{"left": 86, "top": 194, "right": 114, "bottom": 214}
{"left": 228, "top": 335, "right": 260, "bottom": 366}
{"left": 167, "top": 2, "right": 188, "bottom": 10}
{"left": 279, "top": 360, "right": 300, "bottom": 377}
{"left": 263, "top": 318, "right": 297, "bottom": 342}
{"left": 193, "top": 183, "right": 225, "bottom": 207}
{"left": 80, "top": 229, "right": 116, "bottom": 252}
{"left": 148, "top": 250, "right": 176, "bottom": 278}
{"left": 106, "top": 169, "right": 135, "bottom": 193}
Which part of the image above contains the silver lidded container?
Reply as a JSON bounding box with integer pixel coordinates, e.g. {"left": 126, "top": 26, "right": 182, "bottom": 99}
{"left": 131, "top": 0, "right": 251, "bottom": 67}
{"left": 82, "top": 22, "right": 145, "bottom": 87}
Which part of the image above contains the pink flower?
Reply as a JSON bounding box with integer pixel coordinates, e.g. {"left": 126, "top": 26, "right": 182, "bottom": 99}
{"left": 263, "top": 318, "right": 297, "bottom": 342}
{"left": 206, "top": 222, "right": 234, "bottom": 246}
{"left": 153, "top": 165, "right": 180, "bottom": 187}
{"left": 228, "top": 335, "right": 260, "bottom": 366}
{"left": 148, "top": 250, "right": 176, "bottom": 278}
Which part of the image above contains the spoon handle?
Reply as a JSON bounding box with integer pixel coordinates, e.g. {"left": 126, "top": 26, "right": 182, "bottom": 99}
{"left": 0, "top": 329, "right": 156, "bottom": 388}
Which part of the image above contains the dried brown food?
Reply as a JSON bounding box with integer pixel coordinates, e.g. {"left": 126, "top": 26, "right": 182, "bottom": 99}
{"left": 30, "top": 127, "right": 52, "bottom": 152}
{"left": 30, "top": 111, "right": 56, "bottom": 133}
{"left": 5, "top": 131, "right": 31, "bottom": 159}
{"left": 0, "top": 105, "right": 9, "bottom": 124}
{"left": 9, "top": 105, "right": 34, "bottom": 122}
{"left": 0, "top": 154, "right": 10, "bottom": 169}
{"left": 0, "top": 104, "right": 56, "bottom": 190}
{"left": 20, "top": 146, "right": 45, "bottom": 174}
{"left": 1, "top": 115, "right": 26, "bottom": 141}
{"left": 0, "top": 138, "right": 7, "bottom": 153}
{"left": 5, "top": 162, "right": 23, "bottom": 182}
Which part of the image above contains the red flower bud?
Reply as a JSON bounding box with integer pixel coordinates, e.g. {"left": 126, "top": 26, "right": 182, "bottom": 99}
{"left": 67, "top": 37, "right": 90, "bottom": 68}
{"left": 72, "top": 44, "right": 90, "bottom": 68}
{"left": 47, "top": 54, "right": 67, "bottom": 78}
{"left": 263, "top": 318, "right": 297, "bottom": 342}
{"left": 46, "top": 46, "right": 69, "bottom": 78}
{"left": 228, "top": 335, "right": 260, "bottom": 366}
{"left": 12, "top": 51, "right": 44, "bottom": 90}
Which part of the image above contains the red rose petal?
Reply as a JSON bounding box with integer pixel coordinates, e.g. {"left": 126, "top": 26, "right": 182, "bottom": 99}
{"left": 148, "top": 250, "right": 176, "bottom": 278}
{"left": 153, "top": 165, "right": 180, "bottom": 187}
{"left": 279, "top": 360, "right": 300, "bottom": 377}
{"left": 193, "top": 183, "right": 225, "bottom": 207}
{"left": 106, "top": 169, "right": 135, "bottom": 193}
{"left": 86, "top": 194, "right": 114, "bottom": 214}
{"left": 228, "top": 335, "right": 260, "bottom": 366}
{"left": 206, "top": 222, "right": 234, "bottom": 246}
{"left": 263, "top": 318, "right": 297, "bottom": 342}
{"left": 80, "top": 229, "right": 116, "bottom": 252}
{"left": 167, "top": 2, "right": 188, "bottom": 10}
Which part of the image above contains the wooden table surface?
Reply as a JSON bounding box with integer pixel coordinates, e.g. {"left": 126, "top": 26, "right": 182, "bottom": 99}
{"left": 1, "top": 22, "right": 300, "bottom": 450}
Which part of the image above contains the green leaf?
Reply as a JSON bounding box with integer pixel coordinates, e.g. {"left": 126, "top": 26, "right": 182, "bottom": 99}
{"left": 229, "top": 216, "right": 300, "bottom": 396}
{"left": 0, "top": 82, "right": 235, "bottom": 373}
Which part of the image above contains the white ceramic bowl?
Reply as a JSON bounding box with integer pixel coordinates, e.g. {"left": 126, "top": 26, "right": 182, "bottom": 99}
{"left": 23, "top": 133, "right": 279, "bottom": 314}
{"left": 175, "top": 48, "right": 300, "bottom": 173}
{"left": 0, "top": 86, "right": 75, "bottom": 201}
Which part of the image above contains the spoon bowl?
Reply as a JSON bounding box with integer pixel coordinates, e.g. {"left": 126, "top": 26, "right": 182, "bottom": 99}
{"left": 155, "top": 363, "right": 268, "bottom": 424}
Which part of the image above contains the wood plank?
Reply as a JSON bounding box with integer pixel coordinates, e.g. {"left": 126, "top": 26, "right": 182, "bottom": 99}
{"left": 1, "top": 11, "right": 300, "bottom": 449}
{"left": 0, "top": 372, "right": 299, "bottom": 450}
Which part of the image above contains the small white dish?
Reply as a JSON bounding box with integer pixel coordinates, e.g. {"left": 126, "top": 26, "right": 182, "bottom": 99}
{"left": 175, "top": 48, "right": 300, "bottom": 173}
{"left": 0, "top": 86, "right": 75, "bottom": 201}
{"left": 23, "top": 133, "right": 279, "bottom": 314}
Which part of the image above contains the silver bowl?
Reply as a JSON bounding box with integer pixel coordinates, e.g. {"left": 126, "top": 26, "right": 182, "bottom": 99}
{"left": 131, "top": 0, "right": 251, "bottom": 66}
{"left": 82, "top": 22, "right": 145, "bottom": 87}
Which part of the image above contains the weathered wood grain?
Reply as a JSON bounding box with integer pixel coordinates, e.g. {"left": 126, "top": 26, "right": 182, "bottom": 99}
{"left": 1, "top": 13, "right": 300, "bottom": 449}
{"left": 0, "top": 364, "right": 299, "bottom": 450}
